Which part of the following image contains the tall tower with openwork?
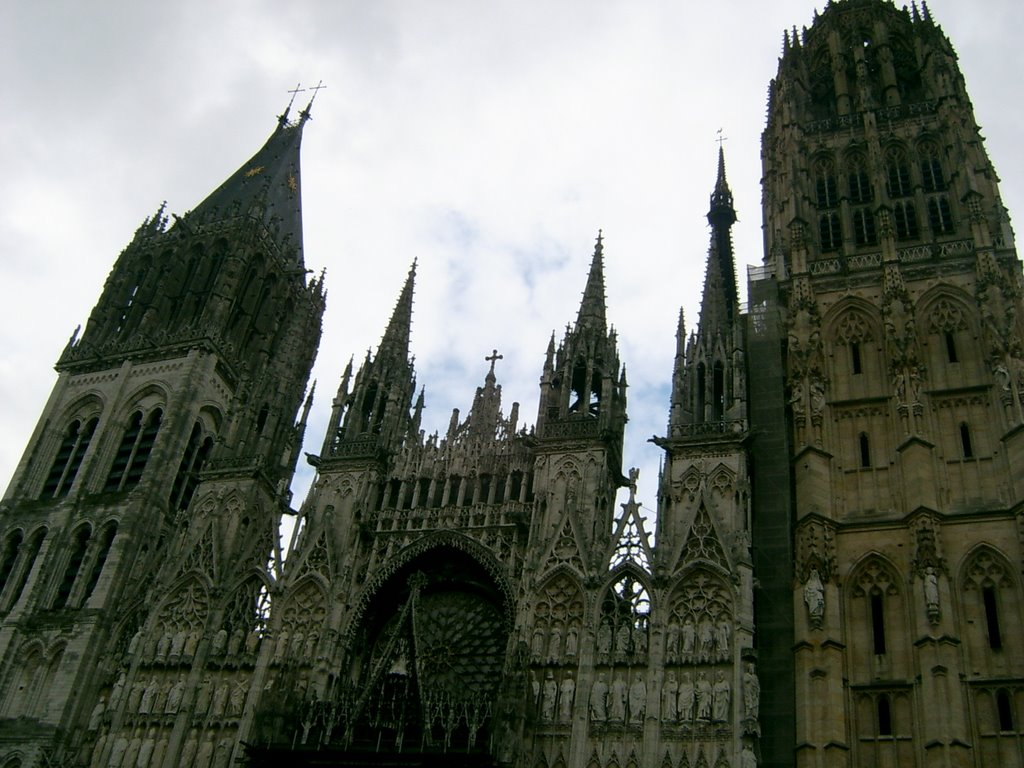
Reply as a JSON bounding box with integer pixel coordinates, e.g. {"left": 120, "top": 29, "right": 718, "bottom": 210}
{"left": 0, "top": 102, "right": 323, "bottom": 767}
{"left": 756, "top": 1, "right": 1024, "bottom": 765}
{"left": 650, "top": 148, "right": 759, "bottom": 768}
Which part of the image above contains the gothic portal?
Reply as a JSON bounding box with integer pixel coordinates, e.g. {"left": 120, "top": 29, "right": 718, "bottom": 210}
{"left": 1, "top": 2, "right": 1022, "bottom": 767}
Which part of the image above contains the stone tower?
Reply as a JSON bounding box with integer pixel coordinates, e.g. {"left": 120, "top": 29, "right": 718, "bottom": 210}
{"left": 757, "top": 1, "right": 1024, "bottom": 766}
{"left": 0, "top": 103, "right": 323, "bottom": 766}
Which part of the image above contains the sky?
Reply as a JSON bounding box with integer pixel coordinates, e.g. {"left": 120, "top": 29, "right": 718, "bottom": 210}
{"left": 2, "top": 1, "right": 1022, "bottom": 542}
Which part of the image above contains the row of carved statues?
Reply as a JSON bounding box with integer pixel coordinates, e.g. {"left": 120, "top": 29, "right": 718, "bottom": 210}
{"left": 530, "top": 664, "right": 760, "bottom": 729}
{"left": 90, "top": 727, "right": 235, "bottom": 768}
{"left": 530, "top": 614, "right": 735, "bottom": 666}
{"left": 129, "top": 625, "right": 263, "bottom": 666}
{"left": 101, "top": 671, "right": 249, "bottom": 721}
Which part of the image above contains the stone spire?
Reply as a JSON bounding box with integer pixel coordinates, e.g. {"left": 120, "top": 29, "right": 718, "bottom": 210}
{"left": 575, "top": 231, "right": 608, "bottom": 333}
{"left": 186, "top": 103, "right": 311, "bottom": 265}
{"left": 705, "top": 146, "right": 739, "bottom": 327}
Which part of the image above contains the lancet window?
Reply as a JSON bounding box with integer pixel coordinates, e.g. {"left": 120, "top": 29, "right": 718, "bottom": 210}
{"left": 41, "top": 417, "right": 98, "bottom": 498}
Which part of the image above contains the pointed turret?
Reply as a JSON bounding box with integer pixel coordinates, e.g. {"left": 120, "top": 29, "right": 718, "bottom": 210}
{"left": 379, "top": 261, "right": 416, "bottom": 361}
{"left": 185, "top": 104, "right": 310, "bottom": 265}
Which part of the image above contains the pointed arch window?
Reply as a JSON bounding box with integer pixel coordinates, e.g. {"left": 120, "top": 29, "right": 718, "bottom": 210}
{"left": 171, "top": 422, "right": 214, "bottom": 511}
{"left": 0, "top": 531, "right": 23, "bottom": 600}
{"left": 80, "top": 523, "right": 117, "bottom": 604}
{"left": 53, "top": 525, "right": 91, "bottom": 609}
{"left": 918, "top": 143, "right": 947, "bottom": 193}
{"left": 959, "top": 423, "right": 974, "bottom": 459}
{"left": 858, "top": 432, "right": 871, "bottom": 468}
{"left": 963, "top": 549, "right": 1014, "bottom": 656}
{"left": 877, "top": 693, "right": 893, "bottom": 735}
{"left": 712, "top": 361, "right": 725, "bottom": 421}
{"left": 41, "top": 417, "right": 98, "bottom": 499}
{"left": 997, "top": 689, "right": 1014, "bottom": 731}
{"left": 847, "top": 155, "right": 873, "bottom": 204}
{"left": 104, "top": 408, "right": 162, "bottom": 492}
{"left": 885, "top": 148, "right": 912, "bottom": 198}
{"left": 569, "top": 358, "right": 600, "bottom": 417}
{"left": 814, "top": 157, "right": 839, "bottom": 208}
{"left": 945, "top": 331, "right": 959, "bottom": 363}
{"left": 819, "top": 211, "right": 842, "bottom": 251}
{"left": 6, "top": 528, "right": 47, "bottom": 610}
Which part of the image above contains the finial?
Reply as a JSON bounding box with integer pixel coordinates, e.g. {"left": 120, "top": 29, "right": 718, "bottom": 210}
{"left": 281, "top": 82, "right": 305, "bottom": 125}
{"left": 485, "top": 348, "right": 504, "bottom": 377}
{"left": 300, "top": 80, "right": 326, "bottom": 122}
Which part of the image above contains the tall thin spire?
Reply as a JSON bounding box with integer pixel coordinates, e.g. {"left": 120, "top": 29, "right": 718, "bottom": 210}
{"left": 576, "top": 230, "right": 608, "bottom": 332}
{"left": 379, "top": 261, "right": 416, "bottom": 359}
{"left": 706, "top": 146, "right": 739, "bottom": 325}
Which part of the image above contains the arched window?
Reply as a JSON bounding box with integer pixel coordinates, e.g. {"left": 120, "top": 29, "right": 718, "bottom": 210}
{"left": 41, "top": 417, "right": 98, "bottom": 498}
{"left": 81, "top": 522, "right": 117, "bottom": 603}
{"left": 0, "top": 532, "right": 23, "bottom": 599}
{"left": 104, "top": 408, "right": 162, "bottom": 492}
{"left": 53, "top": 526, "right": 91, "bottom": 609}
{"left": 6, "top": 528, "right": 47, "bottom": 609}
{"left": 870, "top": 591, "right": 886, "bottom": 653}
{"left": 814, "top": 157, "right": 839, "bottom": 208}
{"left": 819, "top": 211, "right": 842, "bottom": 251}
{"left": 918, "top": 142, "right": 946, "bottom": 193}
{"left": 962, "top": 549, "right": 1018, "bottom": 661}
{"left": 885, "top": 147, "right": 912, "bottom": 198}
{"left": 847, "top": 154, "right": 873, "bottom": 204}
{"left": 997, "top": 689, "right": 1014, "bottom": 731}
{"left": 171, "top": 422, "right": 215, "bottom": 511}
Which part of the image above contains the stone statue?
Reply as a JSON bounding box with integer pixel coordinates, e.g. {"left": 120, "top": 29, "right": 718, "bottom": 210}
{"left": 661, "top": 672, "right": 679, "bottom": 723}
{"left": 195, "top": 677, "right": 213, "bottom": 717}
{"left": 565, "top": 624, "right": 579, "bottom": 657}
{"left": 716, "top": 619, "right": 731, "bottom": 659}
{"left": 87, "top": 695, "right": 106, "bottom": 731}
{"left": 589, "top": 672, "right": 609, "bottom": 722}
{"left": 681, "top": 618, "right": 696, "bottom": 660}
{"left": 743, "top": 663, "right": 760, "bottom": 720}
{"left": 558, "top": 673, "right": 575, "bottom": 723}
{"left": 712, "top": 670, "right": 731, "bottom": 722}
{"left": 166, "top": 679, "right": 186, "bottom": 713}
{"left": 803, "top": 568, "right": 825, "bottom": 627}
{"left": 597, "top": 619, "right": 613, "bottom": 655}
{"left": 697, "top": 617, "right": 715, "bottom": 661}
{"left": 923, "top": 566, "right": 940, "bottom": 614}
{"left": 628, "top": 676, "right": 646, "bottom": 724}
{"left": 531, "top": 627, "right": 546, "bottom": 658}
{"left": 666, "top": 620, "right": 680, "bottom": 661}
{"left": 741, "top": 744, "right": 757, "bottom": 768}
{"left": 541, "top": 670, "right": 558, "bottom": 722}
{"left": 696, "top": 672, "right": 712, "bottom": 720}
{"left": 547, "top": 624, "right": 563, "bottom": 663}
{"left": 212, "top": 628, "right": 228, "bottom": 655}
{"left": 609, "top": 674, "right": 628, "bottom": 722}
{"left": 678, "top": 671, "right": 695, "bottom": 722}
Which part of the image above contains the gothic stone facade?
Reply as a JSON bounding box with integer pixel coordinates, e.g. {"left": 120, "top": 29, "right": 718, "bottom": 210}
{"left": 0, "top": 2, "right": 1022, "bottom": 768}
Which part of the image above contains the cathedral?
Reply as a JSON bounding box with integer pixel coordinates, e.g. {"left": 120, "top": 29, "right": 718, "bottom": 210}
{"left": 1, "top": 1, "right": 1022, "bottom": 766}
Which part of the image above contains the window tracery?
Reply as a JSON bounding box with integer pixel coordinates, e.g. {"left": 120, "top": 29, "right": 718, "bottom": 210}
{"left": 532, "top": 572, "right": 584, "bottom": 664}
{"left": 597, "top": 572, "right": 650, "bottom": 663}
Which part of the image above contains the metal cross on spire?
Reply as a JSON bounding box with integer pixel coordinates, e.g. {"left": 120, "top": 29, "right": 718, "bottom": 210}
{"left": 286, "top": 83, "right": 306, "bottom": 111}
{"left": 716, "top": 128, "right": 728, "bottom": 149}
{"left": 485, "top": 349, "right": 503, "bottom": 375}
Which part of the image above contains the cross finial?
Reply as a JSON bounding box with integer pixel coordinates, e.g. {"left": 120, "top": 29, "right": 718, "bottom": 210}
{"left": 716, "top": 128, "right": 727, "bottom": 149}
{"left": 286, "top": 83, "right": 306, "bottom": 111}
{"left": 485, "top": 349, "right": 503, "bottom": 375}
{"left": 300, "top": 80, "right": 327, "bottom": 121}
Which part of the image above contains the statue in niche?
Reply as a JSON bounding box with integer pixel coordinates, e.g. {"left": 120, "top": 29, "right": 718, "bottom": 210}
{"left": 138, "top": 680, "right": 156, "bottom": 714}
{"left": 559, "top": 672, "right": 575, "bottom": 723}
{"left": 697, "top": 617, "right": 715, "bottom": 662}
{"left": 666, "top": 621, "right": 680, "bottom": 661}
{"left": 212, "top": 628, "right": 228, "bottom": 655}
{"left": 615, "top": 619, "right": 632, "bottom": 655}
{"left": 155, "top": 632, "right": 172, "bottom": 662}
{"left": 712, "top": 670, "right": 731, "bottom": 722}
{"left": 531, "top": 671, "right": 541, "bottom": 707}
{"left": 565, "top": 624, "right": 579, "bottom": 657}
{"left": 532, "top": 626, "right": 547, "bottom": 659}
{"left": 128, "top": 629, "right": 143, "bottom": 657}
{"left": 741, "top": 744, "right": 757, "bottom": 768}
{"left": 548, "top": 624, "right": 563, "bottom": 663}
{"left": 589, "top": 672, "right": 609, "bottom": 722}
{"left": 803, "top": 568, "right": 825, "bottom": 628}
{"left": 696, "top": 672, "right": 712, "bottom": 720}
{"left": 609, "top": 674, "right": 628, "bottom": 722}
{"left": 681, "top": 618, "right": 696, "bottom": 660}
{"left": 541, "top": 671, "right": 558, "bottom": 722}
{"left": 661, "top": 672, "right": 679, "bottom": 723}
{"left": 109, "top": 671, "right": 126, "bottom": 709}
{"left": 166, "top": 679, "right": 186, "bottom": 713}
{"left": 678, "top": 671, "right": 695, "bottom": 723}
{"left": 628, "top": 676, "right": 646, "bottom": 724}
{"left": 228, "top": 628, "right": 244, "bottom": 657}
{"left": 170, "top": 629, "right": 187, "bottom": 659}
{"left": 245, "top": 628, "right": 261, "bottom": 656}
{"left": 87, "top": 695, "right": 106, "bottom": 731}
{"left": 743, "top": 664, "right": 760, "bottom": 720}
{"left": 597, "top": 619, "right": 613, "bottom": 655}
{"left": 273, "top": 629, "right": 290, "bottom": 664}
{"left": 715, "top": 619, "right": 731, "bottom": 660}
{"left": 923, "top": 566, "right": 940, "bottom": 622}
{"left": 635, "top": 616, "right": 649, "bottom": 654}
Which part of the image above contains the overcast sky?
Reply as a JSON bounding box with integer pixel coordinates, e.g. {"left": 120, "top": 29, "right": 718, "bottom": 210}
{"left": 2, "top": 1, "right": 1022, "bottom": 538}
